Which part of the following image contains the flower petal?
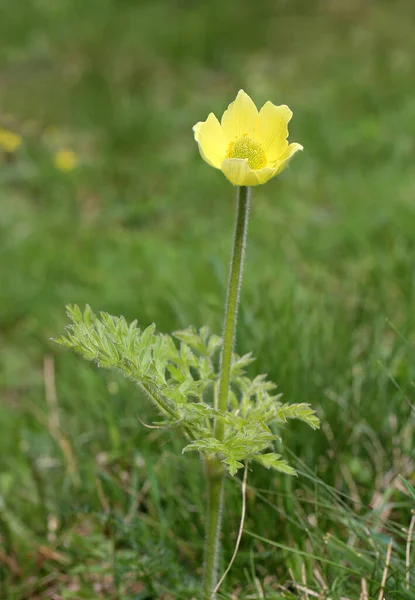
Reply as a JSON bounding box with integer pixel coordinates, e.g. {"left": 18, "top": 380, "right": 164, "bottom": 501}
{"left": 269, "top": 142, "right": 303, "bottom": 178}
{"left": 221, "top": 159, "right": 256, "bottom": 186}
{"left": 221, "top": 90, "right": 258, "bottom": 140}
{"left": 254, "top": 166, "right": 277, "bottom": 185}
{"left": 221, "top": 158, "right": 275, "bottom": 186}
{"left": 193, "top": 113, "right": 227, "bottom": 169}
{"left": 255, "top": 102, "right": 292, "bottom": 163}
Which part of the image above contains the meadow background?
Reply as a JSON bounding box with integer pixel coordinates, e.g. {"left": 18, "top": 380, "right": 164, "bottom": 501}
{"left": 1, "top": 0, "right": 415, "bottom": 598}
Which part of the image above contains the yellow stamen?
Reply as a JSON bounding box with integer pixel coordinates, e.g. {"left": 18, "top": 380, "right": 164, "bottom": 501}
{"left": 226, "top": 134, "right": 267, "bottom": 170}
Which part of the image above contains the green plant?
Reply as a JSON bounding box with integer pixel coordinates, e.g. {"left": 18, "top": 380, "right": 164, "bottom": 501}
{"left": 54, "top": 91, "right": 319, "bottom": 598}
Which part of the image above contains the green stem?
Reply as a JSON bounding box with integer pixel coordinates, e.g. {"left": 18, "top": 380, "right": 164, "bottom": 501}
{"left": 215, "top": 186, "right": 251, "bottom": 441}
{"left": 139, "top": 382, "right": 195, "bottom": 440}
{"left": 139, "top": 382, "right": 176, "bottom": 420}
{"left": 203, "top": 186, "right": 251, "bottom": 599}
{"left": 203, "top": 457, "right": 225, "bottom": 600}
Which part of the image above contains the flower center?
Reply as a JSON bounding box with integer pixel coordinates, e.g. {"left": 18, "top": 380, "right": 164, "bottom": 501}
{"left": 226, "top": 134, "right": 267, "bottom": 170}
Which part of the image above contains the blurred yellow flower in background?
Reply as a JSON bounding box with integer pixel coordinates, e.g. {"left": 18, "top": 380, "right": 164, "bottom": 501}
{"left": 54, "top": 149, "right": 78, "bottom": 172}
{"left": 0, "top": 128, "right": 22, "bottom": 153}
{"left": 193, "top": 90, "right": 302, "bottom": 186}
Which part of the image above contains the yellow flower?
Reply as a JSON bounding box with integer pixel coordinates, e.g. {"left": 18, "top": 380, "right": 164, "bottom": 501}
{"left": 54, "top": 149, "right": 78, "bottom": 172}
{"left": 0, "top": 128, "right": 22, "bottom": 153}
{"left": 193, "top": 90, "right": 303, "bottom": 186}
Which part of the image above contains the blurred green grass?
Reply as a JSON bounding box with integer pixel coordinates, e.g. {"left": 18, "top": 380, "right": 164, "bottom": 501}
{"left": 1, "top": 0, "right": 415, "bottom": 598}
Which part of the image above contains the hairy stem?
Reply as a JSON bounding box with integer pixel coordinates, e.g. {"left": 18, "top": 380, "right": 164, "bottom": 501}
{"left": 139, "top": 382, "right": 195, "bottom": 440}
{"left": 203, "top": 186, "right": 251, "bottom": 599}
{"left": 203, "top": 457, "right": 225, "bottom": 600}
{"left": 215, "top": 186, "right": 250, "bottom": 441}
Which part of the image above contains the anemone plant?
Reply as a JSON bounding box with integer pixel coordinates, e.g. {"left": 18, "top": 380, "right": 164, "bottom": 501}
{"left": 54, "top": 89, "right": 319, "bottom": 599}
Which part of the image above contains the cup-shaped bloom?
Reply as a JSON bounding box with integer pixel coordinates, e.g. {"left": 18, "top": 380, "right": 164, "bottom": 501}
{"left": 193, "top": 90, "right": 303, "bottom": 186}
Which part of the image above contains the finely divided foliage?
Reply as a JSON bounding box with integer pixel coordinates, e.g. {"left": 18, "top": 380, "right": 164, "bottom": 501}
{"left": 55, "top": 305, "right": 319, "bottom": 476}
